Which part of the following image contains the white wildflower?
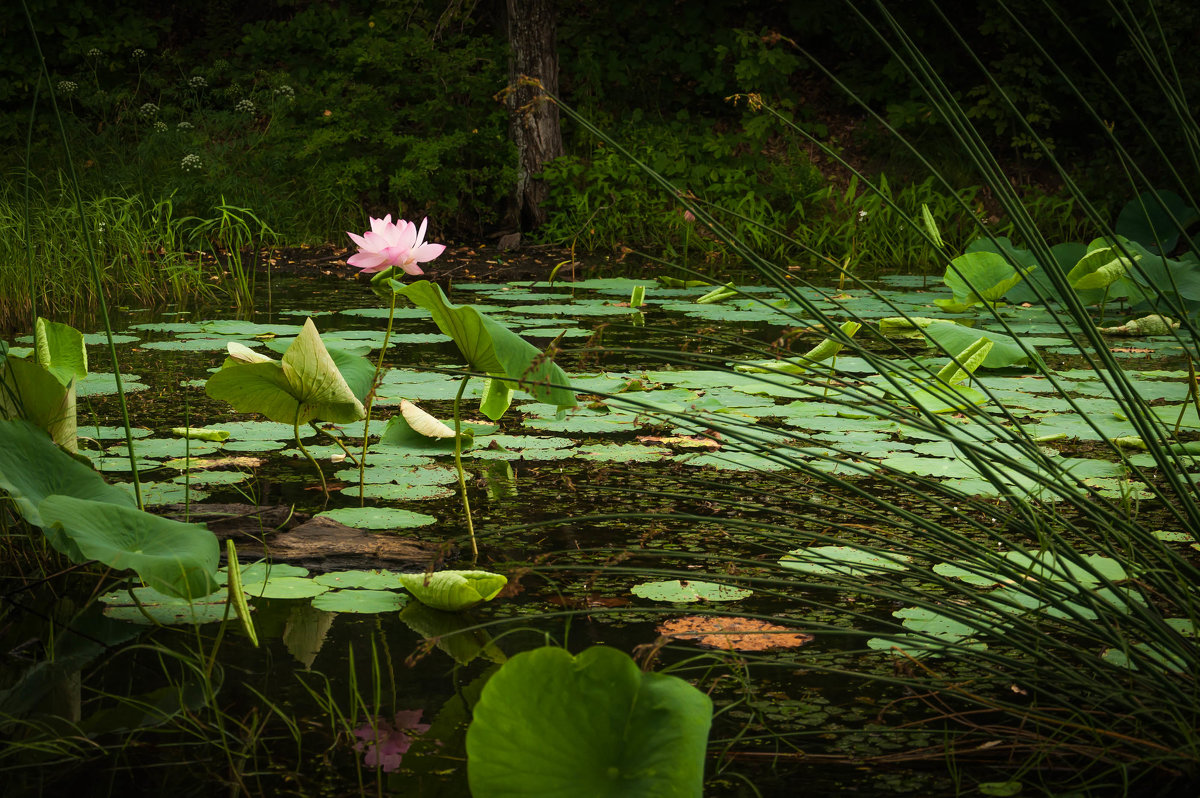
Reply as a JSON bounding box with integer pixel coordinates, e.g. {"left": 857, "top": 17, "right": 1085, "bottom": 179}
{"left": 139, "top": 102, "right": 159, "bottom": 120}
{"left": 235, "top": 98, "right": 256, "bottom": 114}
{"left": 57, "top": 80, "right": 78, "bottom": 95}
{"left": 180, "top": 154, "right": 203, "bottom": 172}
{"left": 188, "top": 75, "right": 208, "bottom": 89}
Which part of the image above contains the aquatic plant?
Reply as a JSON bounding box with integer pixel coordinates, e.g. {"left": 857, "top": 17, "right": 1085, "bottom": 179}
{"left": 349, "top": 215, "right": 446, "bottom": 506}
{"left": 466, "top": 646, "right": 712, "bottom": 798}
{"left": 205, "top": 318, "right": 368, "bottom": 504}
{"left": 346, "top": 215, "right": 444, "bottom": 275}
{"left": 0, "top": 317, "right": 86, "bottom": 451}
{"left": 378, "top": 277, "right": 575, "bottom": 559}
{"left": 0, "top": 418, "right": 219, "bottom": 599}
{"left": 535, "top": 5, "right": 1200, "bottom": 788}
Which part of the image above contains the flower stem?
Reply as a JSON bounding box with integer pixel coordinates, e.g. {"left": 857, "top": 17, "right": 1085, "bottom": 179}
{"left": 453, "top": 375, "right": 477, "bottom": 563}
{"left": 359, "top": 292, "right": 399, "bottom": 505}
{"left": 295, "top": 410, "right": 327, "bottom": 508}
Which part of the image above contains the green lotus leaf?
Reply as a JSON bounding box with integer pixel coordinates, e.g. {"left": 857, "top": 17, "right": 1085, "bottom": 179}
{"left": 1067, "top": 245, "right": 1134, "bottom": 291}
{"left": 388, "top": 280, "right": 575, "bottom": 419}
{"left": 467, "top": 646, "right": 712, "bottom": 798}
{"left": 205, "top": 318, "right": 365, "bottom": 425}
{"left": 240, "top": 575, "right": 329, "bottom": 600}
{"left": 313, "top": 570, "right": 404, "bottom": 590}
{"left": 779, "top": 545, "right": 911, "bottom": 577}
{"left": 310, "top": 589, "right": 406, "bottom": 614}
{"left": 217, "top": 562, "right": 309, "bottom": 584}
{"left": 631, "top": 580, "right": 752, "bottom": 602}
{"left": 923, "top": 321, "right": 1042, "bottom": 369}
{"left": 38, "top": 494, "right": 219, "bottom": 600}
{"left": 0, "top": 419, "right": 135, "bottom": 526}
{"left": 943, "top": 250, "right": 1033, "bottom": 307}
{"left": 35, "top": 317, "right": 88, "bottom": 386}
{"left": 100, "top": 586, "right": 233, "bottom": 626}
{"left": 315, "top": 507, "right": 437, "bottom": 530}
{"left": 396, "top": 569, "right": 507, "bottom": 611}
{"left": 1116, "top": 189, "right": 1199, "bottom": 253}
{"left": 1, "top": 354, "right": 77, "bottom": 450}
{"left": 935, "top": 336, "right": 993, "bottom": 386}
{"left": 1003, "top": 551, "right": 1128, "bottom": 584}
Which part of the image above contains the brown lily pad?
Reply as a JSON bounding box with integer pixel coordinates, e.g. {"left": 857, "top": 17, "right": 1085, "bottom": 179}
{"left": 657, "top": 615, "right": 814, "bottom": 651}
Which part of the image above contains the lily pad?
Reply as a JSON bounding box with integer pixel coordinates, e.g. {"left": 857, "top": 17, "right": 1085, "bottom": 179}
{"left": 631, "top": 580, "right": 752, "bottom": 602}
{"left": 316, "top": 507, "right": 437, "bottom": 530}
{"left": 311, "top": 589, "right": 407, "bottom": 614}
{"left": 467, "top": 646, "right": 711, "bottom": 798}
{"left": 313, "top": 570, "right": 404, "bottom": 590}
{"left": 779, "top": 545, "right": 912, "bottom": 577}
{"left": 240, "top": 576, "right": 329, "bottom": 600}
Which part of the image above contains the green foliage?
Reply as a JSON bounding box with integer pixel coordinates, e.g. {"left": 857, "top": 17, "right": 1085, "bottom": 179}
{"left": 1, "top": 318, "right": 86, "bottom": 449}
{"left": 237, "top": 1, "right": 514, "bottom": 228}
{"left": 205, "top": 318, "right": 366, "bottom": 426}
{"left": 396, "top": 570, "right": 507, "bottom": 612}
{"left": 0, "top": 182, "right": 212, "bottom": 317}
{"left": 466, "top": 646, "right": 712, "bottom": 798}
{"left": 0, "top": 418, "right": 218, "bottom": 598}
{"left": 388, "top": 280, "right": 576, "bottom": 420}
{"left": 541, "top": 118, "right": 823, "bottom": 259}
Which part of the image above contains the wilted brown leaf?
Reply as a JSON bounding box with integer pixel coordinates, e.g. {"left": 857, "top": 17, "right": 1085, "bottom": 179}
{"left": 657, "top": 615, "right": 813, "bottom": 651}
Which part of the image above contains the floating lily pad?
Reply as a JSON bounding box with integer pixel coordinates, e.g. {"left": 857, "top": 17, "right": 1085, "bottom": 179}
{"left": 77, "top": 372, "right": 150, "bottom": 396}
{"left": 99, "top": 586, "right": 234, "bottom": 625}
{"left": 343, "top": 483, "right": 456, "bottom": 501}
{"left": 313, "top": 570, "right": 404, "bottom": 590}
{"left": 311, "top": 589, "right": 407, "bottom": 614}
{"left": 779, "top": 546, "right": 912, "bottom": 577}
{"left": 219, "top": 562, "right": 309, "bottom": 584}
{"left": 631, "top": 580, "right": 752, "bottom": 602}
{"left": 241, "top": 576, "right": 329, "bottom": 600}
{"left": 316, "top": 507, "right": 437, "bottom": 530}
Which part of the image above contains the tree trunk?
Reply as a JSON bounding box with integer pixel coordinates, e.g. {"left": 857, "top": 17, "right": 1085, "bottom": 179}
{"left": 506, "top": 0, "right": 563, "bottom": 231}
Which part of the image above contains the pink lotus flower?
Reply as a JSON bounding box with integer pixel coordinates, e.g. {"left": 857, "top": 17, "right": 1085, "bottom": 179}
{"left": 353, "top": 709, "right": 431, "bottom": 772}
{"left": 346, "top": 216, "right": 445, "bottom": 275}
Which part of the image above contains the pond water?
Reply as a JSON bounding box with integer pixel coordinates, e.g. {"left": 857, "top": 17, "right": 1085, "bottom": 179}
{"left": 7, "top": 266, "right": 1198, "bottom": 796}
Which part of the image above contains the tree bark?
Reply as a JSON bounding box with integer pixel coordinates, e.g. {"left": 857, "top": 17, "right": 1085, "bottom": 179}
{"left": 506, "top": 0, "right": 563, "bottom": 231}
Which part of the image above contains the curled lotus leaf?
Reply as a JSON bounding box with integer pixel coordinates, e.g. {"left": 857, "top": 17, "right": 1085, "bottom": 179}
{"left": 205, "top": 318, "right": 365, "bottom": 425}
{"left": 396, "top": 569, "right": 507, "bottom": 611}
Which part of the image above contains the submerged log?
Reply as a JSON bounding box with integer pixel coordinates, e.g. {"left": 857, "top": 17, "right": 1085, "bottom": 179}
{"left": 160, "top": 503, "right": 451, "bottom": 572}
